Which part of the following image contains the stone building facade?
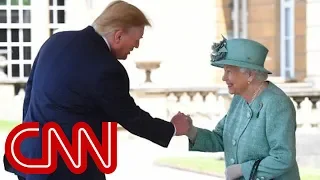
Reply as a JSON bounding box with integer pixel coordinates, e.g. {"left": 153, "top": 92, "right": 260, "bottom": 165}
{"left": 0, "top": 0, "right": 320, "bottom": 121}
{"left": 214, "top": 0, "right": 310, "bottom": 83}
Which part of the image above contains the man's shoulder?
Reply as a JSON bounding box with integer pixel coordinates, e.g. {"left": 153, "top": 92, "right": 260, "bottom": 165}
{"left": 42, "top": 26, "right": 98, "bottom": 49}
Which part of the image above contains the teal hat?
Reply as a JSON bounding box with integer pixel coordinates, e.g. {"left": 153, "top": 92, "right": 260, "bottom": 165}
{"left": 210, "top": 36, "right": 272, "bottom": 74}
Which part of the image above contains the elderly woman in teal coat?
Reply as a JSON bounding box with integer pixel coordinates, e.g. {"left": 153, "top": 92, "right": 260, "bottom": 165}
{"left": 173, "top": 37, "right": 300, "bottom": 180}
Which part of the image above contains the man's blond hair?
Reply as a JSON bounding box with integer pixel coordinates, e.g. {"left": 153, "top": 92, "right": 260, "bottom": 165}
{"left": 92, "top": 0, "right": 151, "bottom": 35}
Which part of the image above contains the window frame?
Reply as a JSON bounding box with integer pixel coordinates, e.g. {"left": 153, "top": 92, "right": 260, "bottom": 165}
{"left": 280, "top": 0, "right": 295, "bottom": 80}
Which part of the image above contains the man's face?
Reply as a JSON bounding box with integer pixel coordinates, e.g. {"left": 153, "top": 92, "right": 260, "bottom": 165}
{"left": 110, "top": 26, "right": 144, "bottom": 60}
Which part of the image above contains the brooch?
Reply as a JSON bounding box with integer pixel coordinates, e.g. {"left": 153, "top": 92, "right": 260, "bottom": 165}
{"left": 256, "top": 103, "right": 263, "bottom": 118}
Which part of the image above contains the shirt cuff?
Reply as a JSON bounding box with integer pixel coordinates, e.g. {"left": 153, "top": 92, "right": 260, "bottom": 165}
{"left": 172, "top": 123, "right": 176, "bottom": 136}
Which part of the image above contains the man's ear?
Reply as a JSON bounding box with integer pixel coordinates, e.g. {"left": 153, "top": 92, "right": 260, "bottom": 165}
{"left": 113, "top": 30, "right": 123, "bottom": 44}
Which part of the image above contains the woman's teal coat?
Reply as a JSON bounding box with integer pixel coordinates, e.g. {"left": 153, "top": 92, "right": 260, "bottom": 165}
{"left": 189, "top": 82, "right": 300, "bottom": 180}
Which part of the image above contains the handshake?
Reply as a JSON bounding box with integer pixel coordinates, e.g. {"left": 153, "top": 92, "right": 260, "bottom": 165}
{"left": 170, "top": 112, "right": 198, "bottom": 140}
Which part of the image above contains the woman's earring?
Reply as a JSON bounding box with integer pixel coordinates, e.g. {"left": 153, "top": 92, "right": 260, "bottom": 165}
{"left": 248, "top": 81, "right": 250, "bottom": 84}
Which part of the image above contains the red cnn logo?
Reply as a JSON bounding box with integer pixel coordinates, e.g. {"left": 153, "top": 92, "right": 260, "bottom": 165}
{"left": 4, "top": 122, "right": 117, "bottom": 174}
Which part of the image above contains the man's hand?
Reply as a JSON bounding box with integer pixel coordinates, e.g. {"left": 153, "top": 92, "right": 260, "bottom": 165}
{"left": 170, "top": 112, "right": 197, "bottom": 138}
{"left": 171, "top": 112, "right": 191, "bottom": 136}
{"left": 225, "top": 164, "right": 243, "bottom": 180}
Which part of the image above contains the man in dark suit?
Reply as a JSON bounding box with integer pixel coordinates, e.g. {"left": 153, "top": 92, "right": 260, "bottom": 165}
{"left": 3, "top": 1, "right": 189, "bottom": 179}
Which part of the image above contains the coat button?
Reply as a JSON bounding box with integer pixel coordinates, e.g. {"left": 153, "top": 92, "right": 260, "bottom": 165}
{"left": 232, "top": 140, "right": 236, "bottom": 146}
{"left": 247, "top": 112, "right": 251, "bottom": 118}
{"left": 230, "top": 158, "right": 235, "bottom": 164}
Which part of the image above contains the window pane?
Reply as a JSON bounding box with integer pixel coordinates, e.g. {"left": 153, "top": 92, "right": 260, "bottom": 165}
{"left": 285, "top": 70, "right": 290, "bottom": 78}
{"left": 11, "top": 0, "right": 18, "bottom": 5}
{"left": 285, "top": 8, "right": 291, "bottom": 37}
{"left": 12, "top": 64, "right": 19, "bottom": 77}
{"left": 0, "top": 29, "right": 7, "bottom": 42}
{"left": 11, "top": 29, "right": 19, "bottom": 42}
{"left": 23, "top": 29, "right": 31, "bottom": 42}
{"left": 0, "top": 46, "right": 7, "bottom": 50}
{"left": 23, "top": 46, "right": 31, "bottom": 60}
{"left": 0, "top": 0, "right": 7, "bottom": 5}
{"left": 57, "top": 0, "right": 64, "bottom": 6}
{"left": 285, "top": 39, "right": 291, "bottom": 68}
{"left": 0, "top": 51, "right": 7, "bottom": 75}
{"left": 0, "top": 10, "right": 7, "bottom": 23}
{"left": 11, "top": 10, "right": 19, "bottom": 23}
{"left": 24, "top": 64, "right": 31, "bottom": 77}
{"left": 23, "top": 0, "right": 31, "bottom": 5}
{"left": 12, "top": 46, "right": 19, "bottom": 60}
{"left": 0, "top": 46, "right": 8, "bottom": 59}
{"left": 3, "top": 66, "right": 7, "bottom": 75}
{"left": 49, "top": 0, "right": 53, "bottom": 6}
{"left": 57, "top": 10, "right": 65, "bottom": 23}
{"left": 49, "top": 10, "right": 53, "bottom": 23}
{"left": 23, "top": 10, "right": 31, "bottom": 23}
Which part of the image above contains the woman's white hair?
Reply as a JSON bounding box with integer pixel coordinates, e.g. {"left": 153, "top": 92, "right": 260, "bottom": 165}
{"left": 239, "top": 67, "right": 268, "bottom": 82}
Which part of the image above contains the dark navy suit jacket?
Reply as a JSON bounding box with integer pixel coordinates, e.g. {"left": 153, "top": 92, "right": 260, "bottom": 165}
{"left": 3, "top": 26, "right": 175, "bottom": 180}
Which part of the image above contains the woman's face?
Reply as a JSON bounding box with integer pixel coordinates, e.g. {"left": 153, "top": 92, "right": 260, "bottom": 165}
{"left": 222, "top": 65, "right": 249, "bottom": 95}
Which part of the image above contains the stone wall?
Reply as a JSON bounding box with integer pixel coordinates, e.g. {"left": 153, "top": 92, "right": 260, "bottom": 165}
{"left": 215, "top": 0, "right": 307, "bottom": 82}
{"left": 305, "top": 0, "right": 320, "bottom": 87}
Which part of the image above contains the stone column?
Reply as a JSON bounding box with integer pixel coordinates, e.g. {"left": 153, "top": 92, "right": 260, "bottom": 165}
{"left": 305, "top": 0, "right": 320, "bottom": 88}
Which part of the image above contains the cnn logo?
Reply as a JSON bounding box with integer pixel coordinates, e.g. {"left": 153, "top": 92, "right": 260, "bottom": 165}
{"left": 4, "top": 122, "right": 118, "bottom": 174}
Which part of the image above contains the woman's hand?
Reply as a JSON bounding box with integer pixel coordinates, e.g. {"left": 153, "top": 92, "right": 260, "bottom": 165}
{"left": 225, "top": 164, "right": 243, "bottom": 180}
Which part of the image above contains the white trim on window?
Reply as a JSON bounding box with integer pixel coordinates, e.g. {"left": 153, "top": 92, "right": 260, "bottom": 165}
{"left": 231, "top": 0, "right": 248, "bottom": 39}
{"left": 280, "top": 0, "right": 295, "bottom": 80}
{"left": 232, "top": 0, "right": 240, "bottom": 38}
